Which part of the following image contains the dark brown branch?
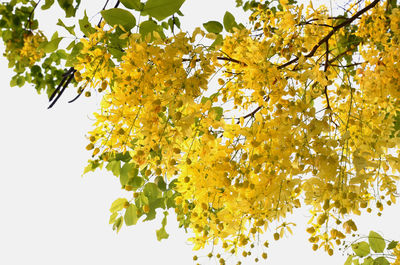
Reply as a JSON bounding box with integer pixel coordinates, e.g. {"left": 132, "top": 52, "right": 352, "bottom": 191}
{"left": 97, "top": 0, "right": 110, "bottom": 27}
{"left": 234, "top": 95, "right": 270, "bottom": 124}
{"left": 299, "top": 20, "right": 334, "bottom": 28}
{"left": 322, "top": 40, "right": 339, "bottom": 128}
{"left": 324, "top": 62, "right": 365, "bottom": 68}
{"left": 97, "top": 0, "right": 120, "bottom": 27}
{"left": 48, "top": 67, "right": 74, "bottom": 102}
{"left": 48, "top": 69, "right": 76, "bottom": 109}
{"left": 230, "top": 106, "right": 263, "bottom": 124}
{"left": 323, "top": 41, "right": 331, "bottom": 110}
{"left": 183, "top": 56, "right": 246, "bottom": 66}
{"left": 327, "top": 49, "right": 350, "bottom": 64}
{"left": 278, "top": 0, "right": 381, "bottom": 70}
{"left": 51, "top": 0, "right": 121, "bottom": 108}
{"left": 242, "top": 106, "right": 262, "bottom": 120}
{"left": 223, "top": 70, "right": 244, "bottom": 75}
{"left": 28, "top": 0, "right": 41, "bottom": 29}
{"left": 216, "top": 56, "right": 246, "bottom": 66}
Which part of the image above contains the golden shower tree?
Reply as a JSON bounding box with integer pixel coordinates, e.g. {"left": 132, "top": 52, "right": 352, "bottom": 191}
{"left": 1, "top": 0, "right": 400, "bottom": 264}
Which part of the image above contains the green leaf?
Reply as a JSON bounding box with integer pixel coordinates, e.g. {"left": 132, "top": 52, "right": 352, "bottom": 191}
{"left": 112, "top": 216, "right": 123, "bottom": 232}
{"left": 389, "top": 0, "right": 397, "bottom": 8}
{"left": 108, "top": 47, "right": 125, "bottom": 61}
{"left": 344, "top": 255, "right": 353, "bottom": 265}
{"left": 373, "top": 257, "right": 390, "bottom": 265}
{"left": 41, "top": 0, "right": 55, "bottom": 10}
{"left": 115, "top": 152, "right": 132, "bottom": 162}
{"left": 173, "top": 16, "right": 181, "bottom": 28}
{"left": 66, "top": 40, "right": 76, "bottom": 50}
{"left": 155, "top": 176, "right": 167, "bottom": 191}
{"left": 165, "top": 192, "right": 176, "bottom": 208}
{"left": 121, "top": 0, "right": 142, "bottom": 10}
{"left": 161, "top": 21, "right": 169, "bottom": 29}
{"left": 223, "top": 11, "right": 238, "bottom": 33}
{"left": 168, "top": 179, "right": 178, "bottom": 189}
{"left": 144, "top": 209, "right": 156, "bottom": 221}
{"left": 363, "top": 257, "right": 374, "bottom": 265}
{"left": 10, "top": 75, "right": 18, "bottom": 87}
{"left": 57, "top": 19, "right": 75, "bottom": 35}
{"left": 142, "top": 0, "right": 185, "bottom": 21}
{"left": 369, "top": 231, "right": 386, "bottom": 253}
{"left": 203, "top": 21, "right": 223, "bottom": 34}
{"left": 143, "top": 183, "right": 161, "bottom": 200}
{"left": 106, "top": 160, "right": 121, "bottom": 177}
{"left": 150, "top": 198, "right": 166, "bottom": 210}
{"left": 128, "top": 176, "right": 143, "bottom": 188}
{"left": 101, "top": 8, "right": 136, "bottom": 31}
{"left": 79, "top": 11, "right": 95, "bottom": 36}
{"left": 82, "top": 160, "right": 102, "bottom": 175}
{"left": 66, "top": 42, "right": 83, "bottom": 67}
{"left": 156, "top": 212, "right": 169, "bottom": 241}
{"left": 41, "top": 37, "right": 63, "bottom": 53}
{"left": 392, "top": 111, "right": 400, "bottom": 137}
{"left": 140, "top": 193, "right": 149, "bottom": 205}
{"left": 210, "top": 34, "right": 223, "bottom": 49}
{"left": 57, "top": 0, "right": 77, "bottom": 17}
{"left": 109, "top": 212, "right": 118, "bottom": 224}
{"left": 201, "top": 96, "right": 210, "bottom": 104}
{"left": 387, "top": 240, "right": 398, "bottom": 250}
{"left": 211, "top": 106, "right": 224, "bottom": 121}
{"left": 16, "top": 76, "right": 25, "bottom": 87}
{"left": 120, "top": 162, "right": 136, "bottom": 186}
{"left": 167, "top": 17, "right": 174, "bottom": 30}
{"left": 139, "top": 20, "right": 158, "bottom": 37}
{"left": 83, "top": 163, "right": 94, "bottom": 175}
{"left": 124, "top": 204, "right": 138, "bottom": 226}
{"left": 110, "top": 198, "right": 128, "bottom": 213}
{"left": 156, "top": 226, "right": 169, "bottom": 240}
{"left": 352, "top": 242, "right": 370, "bottom": 257}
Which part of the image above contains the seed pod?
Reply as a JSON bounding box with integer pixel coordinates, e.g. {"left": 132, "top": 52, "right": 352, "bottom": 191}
{"left": 101, "top": 80, "right": 108, "bottom": 90}
{"left": 306, "top": 227, "right": 315, "bottom": 234}
{"left": 323, "top": 199, "right": 330, "bottom": 210}
{"left": 86, "top": 143, "right": 94, "bottom": 150}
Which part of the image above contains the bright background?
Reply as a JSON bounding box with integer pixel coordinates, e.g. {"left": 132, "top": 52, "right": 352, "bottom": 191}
{"left": 0, "top": 1, "right": 399, "bottom": 264}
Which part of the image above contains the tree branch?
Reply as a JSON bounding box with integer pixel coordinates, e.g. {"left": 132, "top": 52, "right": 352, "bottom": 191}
{"left": 28, "top": 0, "right": 41, "bottom": 29}
{"left": 278, "top": 0, "right": 381, "bottom": 70}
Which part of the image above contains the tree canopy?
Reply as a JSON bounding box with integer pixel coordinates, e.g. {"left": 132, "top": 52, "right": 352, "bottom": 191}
{"left": 1, "top": 0, "right": 400, "bottom": 264}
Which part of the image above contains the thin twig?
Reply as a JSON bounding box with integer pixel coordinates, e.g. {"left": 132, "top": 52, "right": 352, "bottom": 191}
{"left": 97, "top": 0, "right": 120, "bottom": 27}
{"left": 323, "top": 40, "right": 330, "bottom": 110}
{"left": 28, "top": 0, "right": 41, "bottom": 29}
{"left": 97, "top": 0, "right": 110, "bottom": 27}
{"left": 182, "top": 56, "right": 246, "bottom": 66}
{"left": 324, "top": 62, "right": 364, "bottom": 68}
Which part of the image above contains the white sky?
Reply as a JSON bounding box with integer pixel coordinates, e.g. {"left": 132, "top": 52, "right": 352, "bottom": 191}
{"left": 0, "top": 1, "right": 399, "bottom": 264}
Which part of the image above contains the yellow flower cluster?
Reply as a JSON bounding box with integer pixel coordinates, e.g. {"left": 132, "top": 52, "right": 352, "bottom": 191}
{"left": 20, "top": 32, "right": 46, "bottom": 65}
{"left": 393, "top": 243, "right": 400, "bottom": 265}
{"left": 73, "top": 22, "right": 113, "bottom": 96}
{"left": 3, "top": 30, "right": 46, "bottom": 68}
{"left": 80, "top": 0, "right": 400, "bottom": 259}
{"left": 82, "top": 28, "right": 220, "bottom": 178}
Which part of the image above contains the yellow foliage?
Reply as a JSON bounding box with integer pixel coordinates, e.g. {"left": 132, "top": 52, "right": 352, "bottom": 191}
{"left": 74, "top": 0, "right": 400, "bottom": 260}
